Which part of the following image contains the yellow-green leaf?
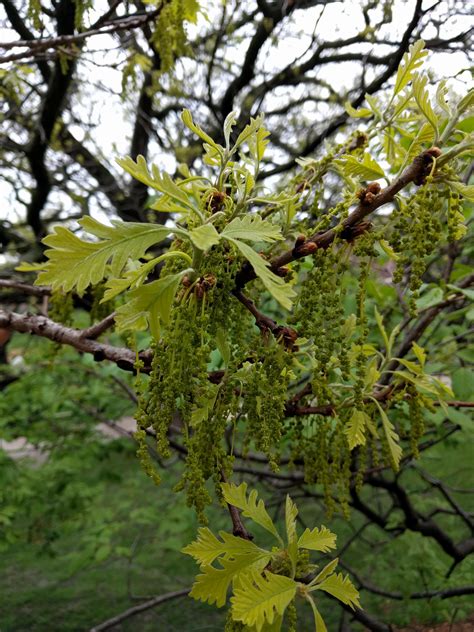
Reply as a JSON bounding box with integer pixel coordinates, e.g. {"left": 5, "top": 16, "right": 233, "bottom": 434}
{"left": 338, "top": 152, "right": 385, "bottom": 180}
{"left": 344, "top": 102, "right": 372, "bottom": 118}
{"left": 344, "top": 410, "right": 368, "bottom": 450}
{"left": 231, "top": 570, "right": 297, "bottom": 632}
{"left": 221, "top": 215, "right": 283, "bottom": 243}
{"left": 394, "top": 40, "right": 427, "bottom": 95}
{"left": 222, "top": 483, "right": 282, "bottom": 544}
{"left": 412, "top": 74, "right": 438, "bottom": 136}
{"left": 36, "top": 218, "right": 171, "bottom": 294}
{"left": 182, "top": 527, "right": 267, "bottom": 566}
{"left": 312, "top": 571, "right": 360, "bottom": 610}
{"left": 189, "top": 223, "right": 220, "bottom": 251}
{"left": 297, "top": 526, "right": 336, "bottom": 552}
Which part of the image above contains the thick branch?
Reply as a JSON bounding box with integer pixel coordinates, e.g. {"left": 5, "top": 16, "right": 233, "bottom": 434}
{"left": 0, "top": 310, "right": 151, "bottom": 372}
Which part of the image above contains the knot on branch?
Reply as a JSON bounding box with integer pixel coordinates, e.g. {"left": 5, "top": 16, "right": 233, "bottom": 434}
{"left": 413, "top": 146, "right": 442, "bottom": 186}
{"left": 292, "top": 234, "right": 318, "bottom": 257}
{"left": 340, "top": 220, "right": 373, "bottom": 242}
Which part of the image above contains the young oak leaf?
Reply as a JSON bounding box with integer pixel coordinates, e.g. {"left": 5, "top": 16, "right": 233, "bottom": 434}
{"left": 222, "top": 483, "right": 282, "bottom": 545}
{"left": 114, "top": 272, "right": 184, "bottom": 340}
{"left": 36, "top": 217, "right": 171, "bottom": 294}
{"left": 231, "top": 570, "right": 297, "bottom": 632}
{"left": 376, "top": 403, "right": 402, "bottom": 471}
{"left": 117, "top": 155, "right": 195, "bottom": 212}
{"left": 344, "top": 409, "right": 369, "bottom": 450}
{"left": 337, "top": 152, "right": 385, "bottom": 181}
{"left": 412, "top": 75, "right": 438, "bottom": 137}
{"left": 297, "top": 525, "right": 336, "bottom": 552}
{"left": 225, "top": 239, "right": 295, "bottom": 310}
{"left": 189, "top": 223, "right": 221, "bottom": 251}
{"left": 394, "top": 39, "right": 427, "bottom": 95}
{"left": 183, "top": 527, "right": 268, "bottom": 567}
{"left": 221, "top": 215, "right": 283, "bottom": 243}
{"left": 311, "top": 571, "right": 361, "bottom": 610}
{"left": 190, "top": 553, "right": 271, "bottom": 609}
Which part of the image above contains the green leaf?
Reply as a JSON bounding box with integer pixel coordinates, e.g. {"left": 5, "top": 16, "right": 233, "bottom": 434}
{"left": 181, "top": 109, "right": 224, "bottom": 154}
{"left": 450, "top": 181, "right": 474, "bottom": 201}
{"left": 215, "top": 328, "right": 230, "bottom": 366}
{"left": 191, "top": 387, "right": 220, "bottom": 426}
{"left": 374, "top": 306, "right": 389, "bottom": 352}
{"left": 221, "top": 215, "right": 283, "bottom": 243}
{"left": 231, "top": 570, "right": 297, "bottom": 632}
{"left": 338, "top": 153, "right": 385, "bottom": 180}
{"left": 36, "top": 218, "right": 171, "bottom": 294}
{"left": 182, "top": 527, "right": 267, "bottom": 566}
{"left": 365, "top": 94, "right": 383, "bottom": 119}
{"left": 312, "top": 571, "right": 360, "bottom": 610}
{"left": 344, "top": 102, "right": 372, "bottom": 118}
{"left": 189, "top": 223, "right": 220, "bottom": 251}
{"left": 397, "top": 358, "right": 422, "bottom": 375}
{"left": 412, "top": 74, "right": 438, "bottom": 136}
{"left": 226, "top": 239, "right": 295, "bottom": 310}
{"left": 411, "top": 342, "right": 426, "bottom": 368}
{"left": 224, "top": 110, "right": 237, "bottom": 148}
{"left": 114, "top": 272, "right": 184, "bottom": 339}
{"left": 248, "top": 125, "right": 270, "bottom": 162}
{"left": 297, "top": 526, "right": 336, "bottom": 552}
{"left": 234, "top": 115, "right": 265, "bottom": 151}
{"left": 374, "top": 402, "right": 402, "bottom": 471}
{"left": 436, "top": 80, "right": 451, "bottom": 116}
{"left": 285, "top": 495, "right": 298, "bottom": 546}
{"left": 379, "top": 239, "right": 399, "bottom": 261}
{"left": 394, "top": 39, "right": 427, "bottom": 95}
{"left": 310, "top": 558, "right": 339, "bottom": 587}
{"left": 222, "top": 483, "right": 282, "bottom": 544}
{"left": 190, "top": 553, "right": 269, "bottom": 608}
{"left": 344, "top": 410, "right": 368, "bottom": 450}
{"left": 117, "top": 155, "right": 195, "bottom": 212}
{"left": 306, "top": 595, "right": 328, "bottom": 632}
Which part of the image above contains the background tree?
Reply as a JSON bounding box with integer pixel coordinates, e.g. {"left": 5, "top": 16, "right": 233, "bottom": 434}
{"left": 0, "top": 1, "right": 473, "bottom": 631}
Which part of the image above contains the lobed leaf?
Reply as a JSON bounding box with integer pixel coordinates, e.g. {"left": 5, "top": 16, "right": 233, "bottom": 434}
{"left": 221, "top": 214, "right": 283, "bottom": 243}
{"left": 231, "top": 570, "right": 297, "bottom": 632}
{"left": 394, "top": 40, "right": 427, "bottom": 95}
{"left": 189, "top": 553, "right": 269, "bottom": 609}
{"left": 222, "top": 483, "right": 282, "bottom": 544}
{"left": 338, "top": 152, "right": 385, "bottom": 181}
{"left": 114, "top": 272, "right": 184, "bottom": 339}
{"left": 226, "top": 239, "right": 295, "bottom": 310}
{"left": 297, "top": 525, "right": 336, "bottom": 552}
{"left": 412, "top": 74, "right": 438, "bottom": 136}
{"left": 36, "top": 218, "right": 170, "bottom": 294}
{"left": 183, "top": 527, "right": 267, "bottom": 566}
{"left": 312, "top": 571, "right": 360, "bottom": 610}
{"left": 344, "top": 409, "right": 368, "bottom": 450}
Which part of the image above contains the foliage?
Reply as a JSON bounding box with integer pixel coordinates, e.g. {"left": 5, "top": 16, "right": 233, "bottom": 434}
{"left": 184, "top": 483, "right": 359, "bottom": 631}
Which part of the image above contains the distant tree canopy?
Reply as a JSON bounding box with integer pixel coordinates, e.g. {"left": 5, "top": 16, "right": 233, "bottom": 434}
{"left": 0, "top": 0, "right": 471, "bottom": 248}
{"left": 0, "top": 2, "right": 473, "bottom": 632}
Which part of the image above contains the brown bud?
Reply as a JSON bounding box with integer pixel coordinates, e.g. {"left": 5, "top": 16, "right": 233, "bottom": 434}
{"left": 366, "top": 182, "right": 381, "bottom": 195}
{"left": 295, "top": 234, "right": 306, "bottom": 247}
{"left": 426, "top": 146, "right": 442, "bottom": 159}
{"left": 182, "top": 275, "right": 191, "bottom": 287}
{"left": 297, "top": 241, "right": 318, "bottom": 256}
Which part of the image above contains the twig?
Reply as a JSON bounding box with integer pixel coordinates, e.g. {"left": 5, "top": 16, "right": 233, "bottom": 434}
{"left": 89, "top": 588, "right": 190, "bottom": 631}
